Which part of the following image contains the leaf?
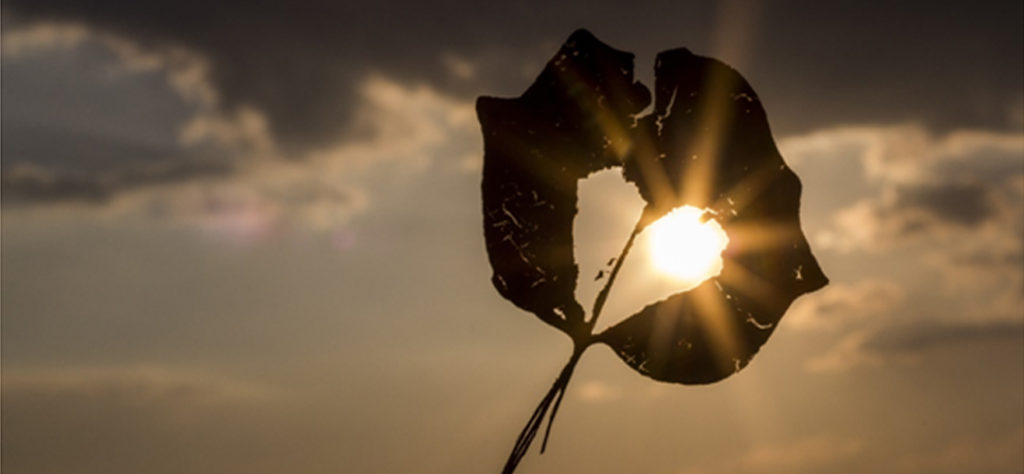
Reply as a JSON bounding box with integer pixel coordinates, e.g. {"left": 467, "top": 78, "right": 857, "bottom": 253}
{"left": 477, "top": 30, "right": 828, "bottom": 472}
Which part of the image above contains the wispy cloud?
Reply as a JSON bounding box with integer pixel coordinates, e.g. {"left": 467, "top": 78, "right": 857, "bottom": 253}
{"left": 807, "top": 321, "right": 1024, "bottom": 373}
{"left": 786, "top": 280, "right": 904, "bottom": 332}
{"left": 2, "top": 365, "right": 277, "bottom": 408}
{"left": 576, "top": 380, "right": 624, "bottom": 403}
{"left": 787, "top": 125, "right": 1024, "bottom": 252}
{"left": 681, "top": 434, "right": 864, "bottom": 474}
{"left": 892, "top": 425, "right": 1024, "bottom": 474}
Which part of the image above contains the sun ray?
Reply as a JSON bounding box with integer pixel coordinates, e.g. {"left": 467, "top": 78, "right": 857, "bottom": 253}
{"left": 708, "top": 160, "right": 789, "bottom": 219}
{"left": 716, "top": 255, "right": 787, "bottom": 313}
{"left": 690, "top": 281, "right": 745, "bottom": 375}
{"left": 718, "top": 220, "right": 802, "bottom": 255}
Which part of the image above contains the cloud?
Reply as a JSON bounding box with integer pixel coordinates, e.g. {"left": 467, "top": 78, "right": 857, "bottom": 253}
{"left": 4, "top": 8, "right": 1020, "bottom": 243}
{"left": 1, "top": 366, "right": 291, "bottom": 474}
{"left": 892, "top": 426, "right": 1024, "bottom": 474}
{"left": 864, "top": 320, "right": 1024, "bottom": 355}
{"left": 686, "top": 426, "right": 1024, "bottom": 474}
{"left": 2, "top": 159, "right": 234, "bottom": 204}
{"left": 2, "top": 5, "right": 496, "bottom": 152}
{"left": 107, "top": 74, "right": 476, "bottom": 240}
{"left": 2, "top": 20, "right": 481, "bottom": 239}
{"left": 783, "top": 125, "right": 1022, "bottom": 373}
{"left": 736, "top": 435, "right": 863, "bottom": 473}
{"left": 5, "top": 0, "right": 1022, "bottom": 154}
{"left": 1, "top": 366, "right": 275, "bottom": 415}
{"left": 777, "top": 275, "right": 1019, "bottom": 374}
{"left": 442, "top": 53, "right": 477, "bottom": 80}
{"left": 2, "top": 41, "right": 479, "bottom": 238}
{"left": 0, "top": 19, "right": 90, "bottom": 56}
{"left": 576, "top": 380, "right": 623, "bottom": 403}
{"left": 804, "top": 330, "right": 881, "bottom": 373}
{"left": 786, "top": 280, "right": 904, "bottom": 331}
{"left": 681, "top": 435, "right": 863, "bottom": 474}
{"left": 887, "top": 181, "right": 992, "bottom": 226}
{"left": 1, "top": 20, "right": 256, "bottom": 211}
{"left": 777, "top": 125, "right": 1023, "bottom": 372}
{"left": 3, "top": 20, "right": 271, "bottom": 157}
{"left": 792, "top": 125, "right": 1024, "bottom": 252}
{"left": 807, "top": 320, "right": 1024, "bottom": 373}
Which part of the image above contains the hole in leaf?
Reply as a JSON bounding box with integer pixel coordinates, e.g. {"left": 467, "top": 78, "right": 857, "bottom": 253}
{"left": 573, "top": 168, "right": 645, "bottom": 319}
{"left": 574, "top": 170, "right": 732, "bottom": 333}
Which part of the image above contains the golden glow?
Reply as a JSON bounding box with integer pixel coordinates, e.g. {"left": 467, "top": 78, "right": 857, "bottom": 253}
{"left": 646, "top": 206, "right": 729, "bottom": 282}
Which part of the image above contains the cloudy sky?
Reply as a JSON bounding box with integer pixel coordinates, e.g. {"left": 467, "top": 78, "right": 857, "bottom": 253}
{"left": 2, "top": 1, "right": 1022, "bottom": 473}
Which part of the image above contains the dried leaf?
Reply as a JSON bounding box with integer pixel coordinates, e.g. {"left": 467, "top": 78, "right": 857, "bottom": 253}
{"left": 477, "top": 29, "right": 827, "bottom": 472}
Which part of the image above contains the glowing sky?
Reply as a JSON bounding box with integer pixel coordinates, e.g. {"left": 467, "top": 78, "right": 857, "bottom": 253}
{"left": 2, "top": 2, "right": 1023, "bottom": 473}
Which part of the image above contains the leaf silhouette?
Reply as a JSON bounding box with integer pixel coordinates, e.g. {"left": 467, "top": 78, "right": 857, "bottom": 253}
{"left": 477, "top": 29, "right": 827, "bottom": 473}
{"left": 479, "top": 29, "right": 650, "bottom": 341}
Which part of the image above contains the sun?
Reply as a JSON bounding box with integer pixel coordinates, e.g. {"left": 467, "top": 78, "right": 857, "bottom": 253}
{"left": 646, "top": 206, "right": 730, "bottom": 282}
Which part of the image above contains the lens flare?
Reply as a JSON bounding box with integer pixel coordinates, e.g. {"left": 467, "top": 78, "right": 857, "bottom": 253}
{"left": 646, "top": 206, "right": 729, "bottom": 282}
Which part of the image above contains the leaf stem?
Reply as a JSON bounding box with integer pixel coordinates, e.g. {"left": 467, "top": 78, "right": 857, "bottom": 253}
{"left": 587, "top": 213, "right": 645, "bottom": 329}
{"left": 501, "top": 345, "right": 585, "bottom": 474}
{"left": 501, "top": 211, "right": 646, "bottom": 473}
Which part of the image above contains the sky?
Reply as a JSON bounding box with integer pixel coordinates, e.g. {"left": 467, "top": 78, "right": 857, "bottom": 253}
{"left": 2, "top": 1, "right": 1023, "bottom": 473}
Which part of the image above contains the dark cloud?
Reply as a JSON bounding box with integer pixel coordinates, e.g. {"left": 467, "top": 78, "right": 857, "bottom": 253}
{"left": 879, "top": 181, "right": 996, "bottom": 234}
{"left": 838, "top": 177, "right": 1015, "bottom": 246}
{"left": 3, "top": 122, "right": 183, "bottom": 174}
{"left": 863, "top": 321, "right": 1024, "bottom": 355}
{"left": 895, "top": 183, "right": 992, "bottom": 226}
{"left": 949, "top": 247, "right": 1024, "bottom": 269}
{"left": 1, "top": 159, "right": 233, "bottom": 204}
{"left": 801, "top": 126, "right": 1024, "bottom": 251}
{"left": 4, "top": 0, "right": 1021, "bottom": 154}
{"left": 809, "top": 319, "right": 1024, "bottom": 372}
{"left": 0, "top": 24, "right": 240, "bottom": 205}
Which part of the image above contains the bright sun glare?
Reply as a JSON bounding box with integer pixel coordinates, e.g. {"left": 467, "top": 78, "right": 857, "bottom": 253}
{"left": 647, "top": 206, "right": 730, "bottom": 282}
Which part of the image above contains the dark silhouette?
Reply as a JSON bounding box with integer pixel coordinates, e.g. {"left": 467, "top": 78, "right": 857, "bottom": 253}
{"left": 478, "top": 29, "right": 827, "bottom": 473}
